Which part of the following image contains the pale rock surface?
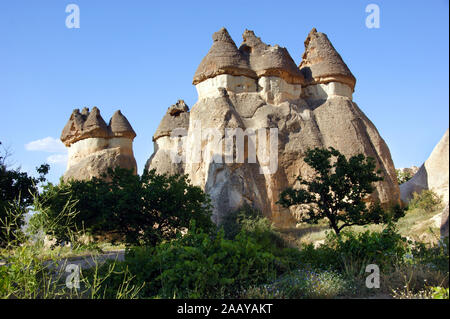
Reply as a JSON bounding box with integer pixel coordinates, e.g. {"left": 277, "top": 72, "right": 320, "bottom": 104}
{"left": 147, "top": 28, "right": 400, "bottom": 228}
{"left": 400, "top": 129, "right": 449, "bottom": 204}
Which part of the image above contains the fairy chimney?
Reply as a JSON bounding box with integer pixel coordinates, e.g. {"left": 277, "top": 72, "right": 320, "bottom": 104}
{"left": 60, "top": 107, "right": 137, "bottom": 181}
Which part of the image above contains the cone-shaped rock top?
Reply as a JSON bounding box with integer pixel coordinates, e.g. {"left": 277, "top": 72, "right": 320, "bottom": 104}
{"left": 109, "top": 110, "right": 136, "bottom": 139}
{"left": 153, "top": 100, "right": 190, "bottom": 141}
{"left": 239, "top": 30, "right": 304, "bottom": 85}
{"left": 193, "top": 28, "right": 256, "bottom": 85}
{"left": 299, "top": 28, "right": 356, "bottom": 91}
{"left": 82, "top": 107, "right": 109, "bottom": 138}
{"left": 61, "top": 108, "right": 136, "bottom": 146}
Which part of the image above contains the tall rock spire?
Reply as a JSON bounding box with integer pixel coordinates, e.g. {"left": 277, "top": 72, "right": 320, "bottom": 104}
{"left": 193, "top": 27, "right": 256, "bottom": 85}
{"left": 299, "top": 28, "right": 356, "bottom": 91}
{"left": 239, "top": 30, "right": 304, "bottom": 85}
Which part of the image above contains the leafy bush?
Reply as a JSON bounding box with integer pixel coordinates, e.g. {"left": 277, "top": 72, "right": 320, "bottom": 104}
{"left": 297, "top": 226, "right": 408, "bottom": 274}
{"left": 0, "top": 146, "right": 49, "bottom": 246}
{"left": 221, "top": 204, "right": 301, "bottom": 273}
{"left": 408, "top": 237, "right": 449, "bottom": 273}
{"left": 92, "top": 223, "right": 279, "bottom": 298}
{"left": 36, "top": 168, "right": 214, "bottom": 246}
{"left": 221, "top": 204, "right": 261, "bottom": 240}
{"left": 431, "top": 287, "right": 449, "bottom": 299}
{"left": 408, "top": 190, "right": 443, "bottom": 213}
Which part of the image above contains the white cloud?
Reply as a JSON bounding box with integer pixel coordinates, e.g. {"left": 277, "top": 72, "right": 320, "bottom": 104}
{"left": 46, "top": 154, "right": 68, "bottom": 165}
{"left": 25, "top": 137, "right": 66, "bottom": 153}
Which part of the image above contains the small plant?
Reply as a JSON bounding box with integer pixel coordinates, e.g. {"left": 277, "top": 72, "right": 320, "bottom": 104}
{"left": 431, "top": 286, "right": 449, "bottom": 299}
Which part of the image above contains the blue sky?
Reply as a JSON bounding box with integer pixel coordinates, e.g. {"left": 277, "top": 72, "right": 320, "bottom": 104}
{"left": 0, "top": 0, "right": 448, "bottom": 183}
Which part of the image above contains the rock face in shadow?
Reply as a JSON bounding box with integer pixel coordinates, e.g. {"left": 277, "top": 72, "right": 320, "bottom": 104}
{"left": 146, "top": 28, "right": 400, "bottom": 228}
{"left": 441, "top": 204, "right": 449, "bottom": 239}
{"left": 400, "top": 129, "right": 449, "bottom": 204}
{"left": 61, "top": 107, "right": 137, "bottom": 181}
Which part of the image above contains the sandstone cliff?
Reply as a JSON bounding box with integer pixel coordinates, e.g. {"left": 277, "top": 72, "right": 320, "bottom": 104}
{"left": 61, "top": 107, "right": 137, "bottom": 181}
{"left": 400, "top": 129, "right": 449, "bottom": 205}
{"left": 146, "top": 28, "right": 401, "bottom": 228}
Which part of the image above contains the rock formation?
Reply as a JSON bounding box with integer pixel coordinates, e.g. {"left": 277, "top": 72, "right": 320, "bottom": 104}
{"left": 144, "top": 100, "right": 190, "bottom": 176}
{"left": 61, "top": 107, "right": 137, "bottom": 181}
{"left": 400, "top": 129, "right": 449, "bottom": 205}
{"left": 441, "top": 203, "right": 449, "bottom": 239}
{"left": 146, "top": 27, "right": 400, "bottom": 228}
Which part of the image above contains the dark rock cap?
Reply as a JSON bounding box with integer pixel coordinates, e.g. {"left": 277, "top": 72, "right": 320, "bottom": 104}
{"left": 239, "top": 30, "right": 304, "bottom": 85}
{"left": 109, "top": 110, "right": 137, "bottom": 139}
{"left": 193, "top": 28, "right": 256, "bottom": 85}
{"left": 299, "top": 28, "right": 356, "bottom": 91}
{"left": 153, "top": 100, "right": 190, "bottom": 141}
{"left": 82, "top": 107, "right": 109, "bottom": 139}
{"left": 61, "top": 108, "right": 136, "bottom": 146}
{"left": 61, "top": 107, "right": 109, "bottom": 146}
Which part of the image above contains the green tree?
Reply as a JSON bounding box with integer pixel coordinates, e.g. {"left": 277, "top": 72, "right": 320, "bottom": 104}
{"left": 0, "top": 141, "right": 49, "bottom": 246}
{"left": 37, "top": 168, "right": 214, "bottom": 246}
{"left": 277, "top": 147, "right": 403, "bottom": 236}
{"left": 395, "top": 169, "right": 414, "bottom": 185}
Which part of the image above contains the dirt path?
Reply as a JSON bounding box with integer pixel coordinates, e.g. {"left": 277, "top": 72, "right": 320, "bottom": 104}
{"left": 43, "top": 250, "right": 125, "bottom": 271}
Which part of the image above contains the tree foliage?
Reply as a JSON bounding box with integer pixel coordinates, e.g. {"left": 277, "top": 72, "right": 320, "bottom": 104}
{"left": 278, "top": 147, "right": 404, "bottom": 235}
{"left": 0, "top": 141, "right": 49, "bottom": 246}
{"left": 396, "top": 169, "right": 414, "bottom": 185}
{"left": 37, "top": 168, "right": 214, "bottom": 246}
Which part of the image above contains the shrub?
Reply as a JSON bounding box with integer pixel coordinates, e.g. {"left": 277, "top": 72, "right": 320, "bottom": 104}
{"left": 92, "top": 223, "right": 279, "bottom": 299}
{"left": 36, "top": 168, "right": 214, "bottom": 246}
{"left": 431, "top": 287, "right": 449, "bottom": 299}
{"left": 221, "top": 204, "right": 261, "bottom": 240}
{"left": 221, "top": 204, "right": 301, "bottom": 273}
{"left": 0, "top": 158, "right": 49, "bottom": 247}
{"left": 297, "top": 226, "right": 408, "bottom": 275}
{"left": 408, "top": 237, "right": 449, "bottom": 273}
{"left": 408, "top": 190, "right": 443, "bottom": 213}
